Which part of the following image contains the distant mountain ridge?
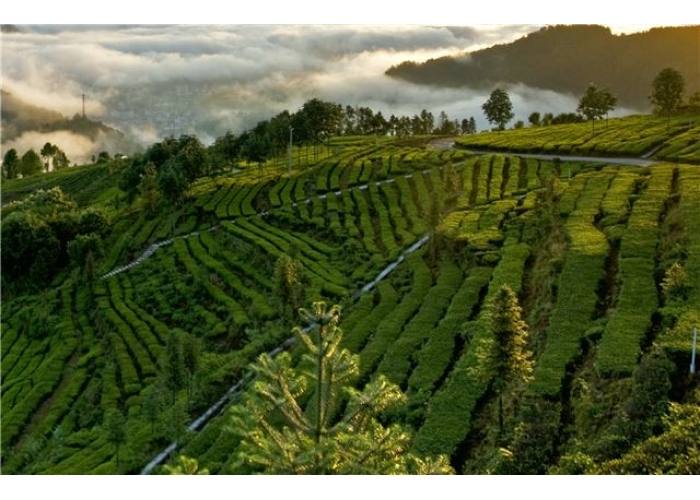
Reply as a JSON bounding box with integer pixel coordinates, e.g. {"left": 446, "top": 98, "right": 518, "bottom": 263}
{"left": 386, "top": 25, "right": 700, "bottom": 109}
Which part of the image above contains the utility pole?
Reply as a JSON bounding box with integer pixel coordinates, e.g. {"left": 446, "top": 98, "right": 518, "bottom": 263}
{"left": 288, "top": 126, "right": 293, "bottom": 178}
{"left": 691, "top": 325, "right": 697, "bottom": 375}
{"left": 82, "top": 94, "right": 86, "bottom": 118}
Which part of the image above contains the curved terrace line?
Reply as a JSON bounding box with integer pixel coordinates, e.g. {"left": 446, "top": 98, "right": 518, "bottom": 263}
{"left": 140, "top": 228, "right": 432, "bottom": 474}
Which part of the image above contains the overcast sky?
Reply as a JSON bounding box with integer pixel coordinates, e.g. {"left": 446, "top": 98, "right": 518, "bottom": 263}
{"left": 1, "top": 10, "right": 685, "bottom": 156}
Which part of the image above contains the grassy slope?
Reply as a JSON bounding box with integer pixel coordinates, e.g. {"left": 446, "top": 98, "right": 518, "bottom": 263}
{"left": 2, "top": 122, "right": 699, "bottom": 474}
{"left": 455, "top": 114, "right": 700, "bottom": 163}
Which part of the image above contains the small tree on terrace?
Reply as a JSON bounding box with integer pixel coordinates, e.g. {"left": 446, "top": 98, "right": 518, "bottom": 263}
{"left": 273, "top": 253, "right": 305, "bottom": 318}
{"left": 650, "top": 68, "right": 685, "bottom": 116}
{"left": 461, "top": 117, "right": 477, "bottom": 134}
{"left": 53, "top": 148, "right": 70, "bottom": 169}
{"left": 40, "top": 142, "right": 57, "bottom": 171}
{"left": 482, "top": 88, "right": 514, "bottom": 131}
{"left": 468, "top": 116, "right": 477, "bottom": 133}
{"left": 229, "top": 302, "right": 453, "bottom": 474}
{"left": 2, "top": 148, "right": 20, "bottom": 179}
{"left": 20, "top": 148, "right": 43, "bottom": 177}
{"left": 577, "top": 83, "right": 617, "bottom": 132}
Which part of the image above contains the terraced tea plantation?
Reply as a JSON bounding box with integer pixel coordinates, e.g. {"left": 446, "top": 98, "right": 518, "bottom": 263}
{"left": 455, "top": 114, "right": 700, "bottom": 163}
{"left": 2, "top": 130, "right": 699, "bottom": 474}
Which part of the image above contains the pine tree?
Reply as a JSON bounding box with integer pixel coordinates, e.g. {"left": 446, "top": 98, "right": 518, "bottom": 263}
{"left": 229, "top": 301, "right": 453, "bottom": 474}
{"left": 273, "top": 253, "right": 304, "bottom": 318}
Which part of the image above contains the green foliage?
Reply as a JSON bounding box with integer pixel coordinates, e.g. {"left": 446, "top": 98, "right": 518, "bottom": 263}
{"left": 273, "top": 253, "right": 305, "bottom": 317}
{"left": 104, "top": 408, "right": 126, "bottom": 469}
{"left": 650, "top": 67, "right": 685, "bottom": 115}
{"left": 407, "top": 266, "right": 492, "bottom": 401}
{"left": 163, "top": 455, "right": 209, "bottom": 475}
{"left": 482, "top": 88, "right": 514, "bottom": 131}
{"left": 488, "top": 285, "right": 533, "bottom": 438}
{"left": 68, "top": 233, "right": 103, "bottom": 269}
{"left": 1, "top": 210, "right": 61, "bottom": 286}
{"left": 577, "top": 83, "right": 617, "bottom": 130}
{"left": 139, "top": 162, "right": 159, "bottom": 214}
{"left": 386, "top": 25, "right": 698, "bottom": 111}
{"left": 455, "top": 114, "right": 700, "bottom": 162}
{"left": 160, "top": 330, "right": 188, "bottom": 402}
{"left": 661, "top": 262, "right": 689, "bottom": 302}
{"left": 377, "top": 261, "right": 462, "bottom": 388}
{"left": 3, "top": 128, "right": 698, "bottom": 476}
{"left": 490, "top": 285, "right": 534, "bottom": 387}
{"left": 359, "top": 255, "right": 432, "bottom": 380}
{"left": 20, "top": 148, "right": 43, "bottom": 177}
{"left": 528, "top": 112, "right": 541, "bottom": 127}
{"left": 620, "top": 349, "right": 675, "bottom": 440}
{"left": 1, "top": 187, "right": 107, "bottom": 290}
{"left": 158, "top": 158, "right": 188, "bottom": 205}
{"left": 2, "top": 148, "right": 21, "bottom": 179}
{"left": 595, "top": 258, "right": 657, "bottom": 376}
{"left": 597, "top": 167, "right": 672, "bottom": 375}
{"left": 414, "top": 239, "right": 530, "bottom": 457}
{"left": 593, "top": 392, "right": 700, "bottom": 474}
{"left": 530, "top": 174, "right": 610, "bottom": 397}
{"left": 228, "top": 302, "right": 453, "bottom": 474}
{"left": 496, "top": 399, "right": 561, "bottom": 474}
{"left": 40, "top": 142, "right": 70, "bottom": 171}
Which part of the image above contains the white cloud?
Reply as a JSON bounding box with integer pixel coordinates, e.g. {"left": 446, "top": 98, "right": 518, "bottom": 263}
{"left": 0, "top": 23, "right": 648, "bottom": 145}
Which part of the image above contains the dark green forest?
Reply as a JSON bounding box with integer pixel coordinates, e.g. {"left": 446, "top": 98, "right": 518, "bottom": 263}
{"left": 386, "top": 25, "right": 700, "bottom": 109}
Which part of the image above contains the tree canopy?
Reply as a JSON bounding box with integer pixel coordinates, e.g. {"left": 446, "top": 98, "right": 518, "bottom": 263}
{"left": 577, "top": 83, "right": 617, "bottom": 131}
{"left": 20, "top": 148, "right": 43, "bottom": 177}
{"left": 228, "top": 302, "right": 453, "bottom": 474}
{"left": 120, "top": 134, "right": 209, "bottom": 205}
{"left": 482, "top": 88, "right": 514, "bottom": 131}
{"left": 650, "top": 67, "right": 686, "bottom": 115}
{"left": 2, "top": 148, "right": 20, "bottom": 179}
{"left": 1, "top": 187, "right": 108, "bottom": 291}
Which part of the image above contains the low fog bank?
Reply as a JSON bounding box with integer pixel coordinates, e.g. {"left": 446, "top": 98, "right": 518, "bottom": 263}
{"left": 2, "top": 24, "right": 644, "bottom": 151}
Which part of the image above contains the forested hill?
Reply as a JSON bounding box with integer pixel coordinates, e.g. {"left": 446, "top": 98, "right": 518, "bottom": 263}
{"left": 385, "top": 25, "right": 700, "bottom": 109}
{"left": 1, "top": 90, "right": 138, "bottom": 154}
